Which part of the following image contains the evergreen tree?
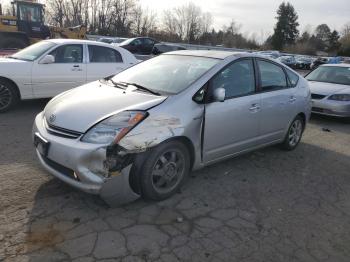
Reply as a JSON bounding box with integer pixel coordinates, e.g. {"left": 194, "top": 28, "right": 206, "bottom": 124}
{"left": 271, "top": 2, "right": 299, "bottom": 50}
{"left": 314, "top": 24, "right": 340, "bottom": 53}
{"left": 315, "top": 24, "right": 331, "bottom": 43}
{"left": 328, "top": 30, "right": 340, "bottom": 53}
{"left": 299, "top": 31, "right": 311, "bottom": 43}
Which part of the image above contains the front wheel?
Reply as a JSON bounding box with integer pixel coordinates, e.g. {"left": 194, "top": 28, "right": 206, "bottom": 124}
{"left": 281, "top": 116, "right": 304, "bottom": 151}
{"left": 140, "top": 141, "right": 191, "bottom": 201}
{"left": 0, "top": 79, "right": 19, "bottom": 113}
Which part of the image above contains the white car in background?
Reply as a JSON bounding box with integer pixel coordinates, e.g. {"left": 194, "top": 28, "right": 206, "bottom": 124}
{"left": 0, "top": 39, "right": 138, "bottom": 112}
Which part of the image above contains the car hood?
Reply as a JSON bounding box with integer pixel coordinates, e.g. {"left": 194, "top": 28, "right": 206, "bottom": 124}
{"left": 0, "top": 57, "right": 30, "bottom": 63}
{"left": 309, "top": 81, "right": 350, "bottom": 96}
{"left": 44, "top": 81, "right": 167, "bottom": 133}
{"left": 0, "top": 57, "right": 30, "bottom": 68}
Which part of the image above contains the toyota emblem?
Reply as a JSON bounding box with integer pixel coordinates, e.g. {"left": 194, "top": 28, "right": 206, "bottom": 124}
{"left": 49, "top": 114, "right": 56, "bottom": 123}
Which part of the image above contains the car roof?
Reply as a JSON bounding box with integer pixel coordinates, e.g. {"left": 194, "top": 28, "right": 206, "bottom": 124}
{"left": 320, "top": 63, "right": 350, "bottom": 68}
{"left": 164, "top": 50, "right": 252, "bottom": 59}
{"left": 45, "top": 39, "right": 115, "bottom": 48}
{"left": 127, "top": 37, "right": 153, "bottom": 40}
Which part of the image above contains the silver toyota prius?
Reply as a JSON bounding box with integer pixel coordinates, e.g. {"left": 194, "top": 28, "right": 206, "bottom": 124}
{"left": 306, "top": 64, "right": 350, "bottom": 117}
{"left": 33, "top": 51, "right": 311, "bottom": 206}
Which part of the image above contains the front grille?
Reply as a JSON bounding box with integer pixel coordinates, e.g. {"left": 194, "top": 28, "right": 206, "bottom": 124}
{"left": 311, "top": 93, "right": 326, "bottom": 100}
{"left": 42, "top": 155, "right": 79, "bottom": 181}
{"left": 45, "top": 121, "right": 83, "bottom": 139}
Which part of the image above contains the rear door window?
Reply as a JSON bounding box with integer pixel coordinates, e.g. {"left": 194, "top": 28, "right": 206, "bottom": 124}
{"left": 88, "top": 45, "right": 123, "bottom": 63}
{"left": 143, "top": 38, "right": 154, "bottom": 45}
{"left": 257, "top": 60, "right": 288, "bottom": 91}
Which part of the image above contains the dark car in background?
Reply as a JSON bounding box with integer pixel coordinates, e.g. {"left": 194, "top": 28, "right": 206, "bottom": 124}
{"left": 295, "top": 56, "right": 312, "bottom": 70}
{"left": 98, "top": 37, "right": 128, "bottom": 44}
{"left": 152, "top": 43, "right": 186, "bottom": 55}
{"left": 311, "top": 57, "right": 329, "bottom": 70}
{"left": 277, "top": 56, "right": 297, "bottom": 69}
{"left": 118, "top": 37, "right": 159, "bottom": 55}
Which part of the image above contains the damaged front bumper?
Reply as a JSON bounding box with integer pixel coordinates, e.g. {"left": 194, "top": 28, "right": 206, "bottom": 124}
{"left": 32, "top": 112, "right": 140, "bottom": 206}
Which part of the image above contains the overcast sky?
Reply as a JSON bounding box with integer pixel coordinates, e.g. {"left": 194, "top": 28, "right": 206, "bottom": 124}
{"left": 141, "top": 0, "right": 350, "bottom": 40}
{"left": 2, "top": 0, "right": 349, "bottom": 40}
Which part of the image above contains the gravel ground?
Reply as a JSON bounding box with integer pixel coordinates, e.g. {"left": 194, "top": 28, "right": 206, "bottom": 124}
{"left": 1, "top": 99, "right": 350, "bottom": 262}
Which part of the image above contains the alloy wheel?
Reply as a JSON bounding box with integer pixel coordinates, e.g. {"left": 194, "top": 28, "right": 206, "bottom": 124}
{"left": 0, "top": 83, "right": 12, "bottom": 111}
{"left": 151, "top": 149, "right": 185, "bottom": 194}
{"left": 288, "top": 119, "right": 303, "bottom": 147}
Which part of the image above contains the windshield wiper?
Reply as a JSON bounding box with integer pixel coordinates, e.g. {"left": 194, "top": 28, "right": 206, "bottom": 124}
{"left": 120, "top": 82, "right": 161, "bottom": 96}
{"left": 104, "top": 79, "right": 127, "bottom": 89}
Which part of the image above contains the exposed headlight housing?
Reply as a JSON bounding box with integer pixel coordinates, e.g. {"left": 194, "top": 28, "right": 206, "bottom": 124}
{"left": 81, "top": 111, "right": 147, "bottom": 144}
{"left": 328, "top": 94, "right": 350, "bottom": 101}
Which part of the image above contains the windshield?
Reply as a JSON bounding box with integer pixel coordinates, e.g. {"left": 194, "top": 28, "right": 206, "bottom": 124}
{"left": 99, "top": 38, "right": 114, "bottom": 44}
{"left": 119, "top": 38, "right": 135, "bottom": 46}
{"left": 11, "top": 41, "right": 56, "bottom": 61}
{"left": 111, "top": 55, "right": 220, "bottom": 95}
{"left": 306, "top": 66, "right": 350, "bottom": 86}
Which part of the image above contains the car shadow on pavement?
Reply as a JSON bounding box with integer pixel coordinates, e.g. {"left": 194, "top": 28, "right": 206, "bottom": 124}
{"left": 0, "top": 99, "right": 50, "bottom": 167}
{"left": 7, "top": 141, "right": 350, "bottom": 261}
{"left": 309, "top": 114, "right": 350, "bottom": 135}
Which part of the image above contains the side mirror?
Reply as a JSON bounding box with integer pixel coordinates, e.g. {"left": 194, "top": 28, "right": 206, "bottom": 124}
{"left": 212, "top": 87, "right": 225, "bottom": 102}
{"left": 40, "top": 55, "right": 55, "bottom": 64}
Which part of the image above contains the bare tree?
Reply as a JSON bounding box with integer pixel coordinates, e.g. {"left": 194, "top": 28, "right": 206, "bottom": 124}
{"left": 201, "top": 12, "right": 213, "bottom": 34}
{"left": 132, "top": 5, "right": 156, "bottom": 35}
{"left": 109, "top": 0, "right": 136, "bottom": 36}
{"left": 46, "top": 0, "right": 67, "bottom": 27}
{"left": 163, "top": 2, "right": 209, "bottom": 43}
{"left": 342, "top": 22, "right": 350, "bottom": 36}
{"left": 184, "top": 2, "right": 202, "bottom": 42}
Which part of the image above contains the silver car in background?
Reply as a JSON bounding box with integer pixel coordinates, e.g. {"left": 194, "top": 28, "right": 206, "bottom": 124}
{"left": 306, "top": 64, "right": 350, "bottom": 117}
{"left": 33, "top": 51, "right": 311, "bottom": 206}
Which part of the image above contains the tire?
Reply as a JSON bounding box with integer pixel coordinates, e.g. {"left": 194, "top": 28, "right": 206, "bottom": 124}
{"left": 0, "top": 36, "right": 28, "bottom": 49}
{"left": 0, "top": 79, "right": 19, "bottom": 113}
{"left": 280, "top": 115, "right": 304, "bottom": 151}
{"left": 140, "top": 140, "right": 191, "bottom": 201}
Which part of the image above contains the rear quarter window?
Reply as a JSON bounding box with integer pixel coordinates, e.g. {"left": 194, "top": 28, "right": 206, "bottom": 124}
{"left": 286, "top": 70, "right": 299, "bottom": 87}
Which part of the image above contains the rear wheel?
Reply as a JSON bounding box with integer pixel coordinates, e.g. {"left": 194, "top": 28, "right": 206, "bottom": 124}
{"left": 140, "top": 141, "right": 190, "bottom": 200}
{"left": 0, "top": 79, "right": 19, "bottom": 113}
{"left": 281, "top": 115, "right": 304, "bottom": 150}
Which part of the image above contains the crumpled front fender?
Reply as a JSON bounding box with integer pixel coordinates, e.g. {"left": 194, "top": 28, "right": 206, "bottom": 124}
{"left": 100, "top": 164, "right": 140, "bottom": 207}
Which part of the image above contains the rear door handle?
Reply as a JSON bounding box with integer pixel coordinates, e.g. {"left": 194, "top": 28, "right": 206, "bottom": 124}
{"left": 289, "top": 96, "right": 296, "bottom": 103}
{"left": 72, "top": 65, "right": 82, "bottom": 71}
{"left": 249, "top": 103, "right": 260, "bottom": 112}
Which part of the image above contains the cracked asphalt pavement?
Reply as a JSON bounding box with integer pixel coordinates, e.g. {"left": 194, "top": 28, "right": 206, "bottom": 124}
{"left": 1, "top": 99, "right": 350, "bottom": 262}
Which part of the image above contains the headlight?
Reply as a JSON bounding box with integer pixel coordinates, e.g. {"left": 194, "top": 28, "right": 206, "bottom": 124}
{"left": 81, "top": 111, "right": 147, "bottom": 144}
{"left": 328, "top": 94, "right": 350, "bottom": 101}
